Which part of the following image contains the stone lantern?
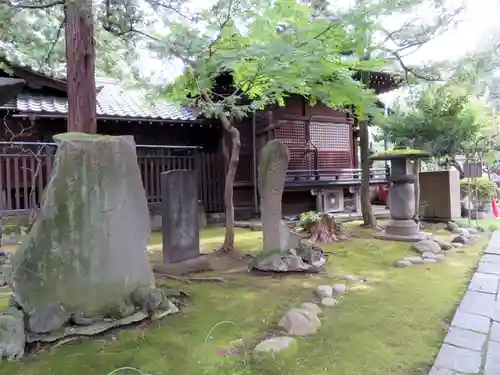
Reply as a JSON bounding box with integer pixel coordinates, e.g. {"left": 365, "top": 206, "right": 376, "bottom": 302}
{"left": 370, "top": 149, "right": 431, "bottom": 242}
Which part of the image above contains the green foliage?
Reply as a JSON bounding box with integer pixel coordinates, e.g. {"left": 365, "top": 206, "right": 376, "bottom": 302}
{"left": 378, "top": 84, "right": 483, "bottom": 162}
{"left": 297, "top": 211, "right": 320, "bottom": 232}
{"left": 154, "top": 0, "right": 387, "bottom": 120}
{"left": 463, "top": 99, "right": 500, "bottom": 168}
{"left": 296, "top": 210, "right": 345, "bottom": 237}
{"left": 0, "top": 225, "right": 489, "bottom": 375}
{"left": 460, "top": 178, "right": 498, "bottom": 201}
{"left": 0, "top": 2, "right": 143, "bottom": 81}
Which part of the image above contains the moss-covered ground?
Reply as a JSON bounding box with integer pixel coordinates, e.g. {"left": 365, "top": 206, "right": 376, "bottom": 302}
{"left": 0, "top": 222, "right": 488, "bottom": 375}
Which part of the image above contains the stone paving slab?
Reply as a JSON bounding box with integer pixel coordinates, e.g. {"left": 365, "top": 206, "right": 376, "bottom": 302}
{"left": 478, "top": 261, "right": 500, "bottom": 275}
{"left": 458, "top": 290, "right": 496, "bottom": 317}
{"left": 484, "top": 246, "right": 500, "bottom": 255}
{"left": 490, "top": 299, "right": 500, "bottom": 322}
{"left": 484, "top": 231, "right": 500, "bottom": 255}
{"left": 485, "top": 340, "right": 500, "bottom": 375}
{"left": 428, "top": 367, "right": 461, "bottom": 375}
{"left": 450, "top": 310, "right": 491, "bottom": 333}
{"left": 489, "top": 321, "right": 500, "bottom": 342}
{"left": 430, "top": 231, "right": 500, "bottom": 375}
{"left": 481, "top": 254, "right": 500, "bottom": 264}
{"left": 444, "top": 326, "right": 487, "bottom": 351}
{"left": 434, "top": 344, "right": 482, "bottom": 374}
{"left": 468, "top": 272, "right": 499, "bottom": 294}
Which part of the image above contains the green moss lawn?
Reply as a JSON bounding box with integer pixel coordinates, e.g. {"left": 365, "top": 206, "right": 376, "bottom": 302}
{"left": 0, "top": 223, "right": 489, "bottom": 375}
{"left": 457, "top": 218, "right": 500, "bottom": 231}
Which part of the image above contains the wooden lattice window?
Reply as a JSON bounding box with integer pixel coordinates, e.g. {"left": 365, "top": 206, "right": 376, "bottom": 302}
{"left": 310, "top": 122, "right": 351, "bottom": 151}
{"left": 274, "top": 120, "right": 307, "bottom": 149}
{"left": 274, "top": 120, "right": 308, "bottom": 171}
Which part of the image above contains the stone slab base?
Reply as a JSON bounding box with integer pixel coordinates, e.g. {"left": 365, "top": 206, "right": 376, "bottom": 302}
{"left": 374, "top": 231, "right": 432, "bottom": 242}
{"left": 152, "top": 256, "right": 212, "bottom": 276}
{"left": 26, "top": 302, "right": 179, "bottom": 343}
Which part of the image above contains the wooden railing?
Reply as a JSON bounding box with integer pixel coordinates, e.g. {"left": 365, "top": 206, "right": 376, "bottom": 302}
{"left": 0, "top": 142, "right": 224, "bottom": 215}
{"left": 286, "top": 167, "right": 388, "bottom": 182}
{"left": 284, "top": 146, "right": 388, "bottom": 185}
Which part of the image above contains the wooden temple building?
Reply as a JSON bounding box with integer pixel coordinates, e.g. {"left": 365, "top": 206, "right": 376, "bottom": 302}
{"left": 0, "top": 62, "right": 398, "bottom": 218}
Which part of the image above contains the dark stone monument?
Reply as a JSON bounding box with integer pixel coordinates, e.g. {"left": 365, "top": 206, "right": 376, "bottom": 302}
{"left": 161, "top": 170, "right": 200, "bottom": 264}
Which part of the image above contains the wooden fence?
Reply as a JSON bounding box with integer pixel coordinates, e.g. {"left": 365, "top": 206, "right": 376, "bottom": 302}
{"left": 0, "top": 142, "right": 225, "bottom": 215}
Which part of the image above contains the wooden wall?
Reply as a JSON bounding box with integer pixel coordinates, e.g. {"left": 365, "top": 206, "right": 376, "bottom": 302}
{"left": 231, "top": 95, "right": 357, "bottom": 218}
{"left": 0, "top": 113, "right": 225, "bottom": 213}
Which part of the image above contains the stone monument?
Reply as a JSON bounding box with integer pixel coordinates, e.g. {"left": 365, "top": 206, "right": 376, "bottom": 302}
{"left": 161, "top": 170, "right": 200, "bottom": 264}
{"left": 370, "top": 150, "right": 431, "bottom": 242}
{"left": 258, "top": 140, "right": 296, "bottom": 251}
{"left": 419, "top": 170, "right": 461, "bottom": 220}
{"left": 252, "top": 140, "right": 326, "bottom": 272}
{"left": 3, "top": 133, "right": 177, "bottom": 353}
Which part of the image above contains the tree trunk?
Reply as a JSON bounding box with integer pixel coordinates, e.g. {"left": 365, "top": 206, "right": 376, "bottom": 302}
{"left": 220, "top": 124, "right": 240, "bottom": 251}
{"left": 201, "top": 92, "right": 240, "bottom": 252}
{"left": 359, "top": 120, "right": 376, "bottom": 226}
{"left": 65, "top": 0, "right": 97, "bottom": 133}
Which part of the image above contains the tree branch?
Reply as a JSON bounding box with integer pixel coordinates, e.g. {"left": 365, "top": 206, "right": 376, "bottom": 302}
{"left": 146, "top": 0, "right": 195, "bottom": 23}
{"left": 387, "top": 48, "right": 441, "bottom": 81}
{"left": 207, "top": 0, "right": 234, "bottom": 58}
{"left": 41, "top": 14, "right": 66, "bottom": 69}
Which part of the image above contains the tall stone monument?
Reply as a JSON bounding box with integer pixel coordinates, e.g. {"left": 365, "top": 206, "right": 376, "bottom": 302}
{"left": 161, "top": 170, "right": 200, "bottom": 264}
{"left": 7, "top": 133, "right": 176, "bottom": 346}
{"left": 258, "top": 140, "right": 293, "bottom": 251}
{"left": 370, "top": 150, "right": 431, "bottom": 242}
{"left": 253, "top": 140, "right": 326, "bottom": 272}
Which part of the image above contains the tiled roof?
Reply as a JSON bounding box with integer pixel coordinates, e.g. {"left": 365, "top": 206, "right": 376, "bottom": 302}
{"left": 1, "top": 84, "right": 199, "bottom": 121}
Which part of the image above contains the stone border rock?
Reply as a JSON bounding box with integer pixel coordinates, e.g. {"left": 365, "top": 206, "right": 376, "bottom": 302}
{"left": 252, "top": 278, "right": 366, "bottom": 356}
{"left": 429, "top": 230, "right": 500, "bottom": 375}
{"left": 393, "top": 227, "right": 481, "bottom": 268}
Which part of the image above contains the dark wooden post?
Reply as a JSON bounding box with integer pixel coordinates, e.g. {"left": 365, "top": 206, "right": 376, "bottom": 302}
{"left": 65, "top": 0, "right": 97, "bottom": 134}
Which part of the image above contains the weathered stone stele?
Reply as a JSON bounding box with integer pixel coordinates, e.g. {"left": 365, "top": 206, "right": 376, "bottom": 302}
{"left": 161, "top": 170, "right": 200, "bottom": 264}
{"left": 10, "top": 133, "right": 155, "bottom": 318}
{"left": 254, "top": 140, "right": 326, "bottom": 272}
{"left": 258, "top": 140, "right": 290, "bottom": 251}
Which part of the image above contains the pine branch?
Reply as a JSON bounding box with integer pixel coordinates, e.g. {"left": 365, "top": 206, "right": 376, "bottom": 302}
{"left": 41, "top": 14, "right": 65, "bottom": 69}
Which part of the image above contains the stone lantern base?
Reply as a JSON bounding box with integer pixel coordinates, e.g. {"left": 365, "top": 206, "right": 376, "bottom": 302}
{"left": 374, "top": 219, "right": 431, "bottom": 242}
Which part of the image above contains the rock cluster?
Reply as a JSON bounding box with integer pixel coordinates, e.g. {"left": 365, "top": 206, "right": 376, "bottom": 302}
{"left": 251, "top": 241, "right": 327, "bottom": 273}
{"left": 252, "top": 279, "right": 360, "bottom": 357}
{"left": 393, "top": 222, "right": 481, "bottom": 268}
{"left": 0, "top": 250, "right": 12, "bottom": 287}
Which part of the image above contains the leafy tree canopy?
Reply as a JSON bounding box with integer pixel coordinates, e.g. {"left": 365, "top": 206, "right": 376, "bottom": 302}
{"left": 377, "top": 83, "right": 486, "bottom": 164}
{"left": 147, "top": 0, "right": 388, "bottom": 120}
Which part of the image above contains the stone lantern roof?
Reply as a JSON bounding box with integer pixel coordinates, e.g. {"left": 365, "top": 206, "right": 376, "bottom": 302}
{"left": 370, "top": 149, "right": 430, "bottom": 161}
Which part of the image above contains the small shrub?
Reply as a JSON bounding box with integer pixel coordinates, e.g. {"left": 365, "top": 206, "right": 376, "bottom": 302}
{"left": 298, "top": 211, "right": 319, "bottom": 231}
{"left": 460, "top": 178, "right": 497, "bottom": 201}
{"left": 296, "top": 211, "right": 345, "bottom": 243}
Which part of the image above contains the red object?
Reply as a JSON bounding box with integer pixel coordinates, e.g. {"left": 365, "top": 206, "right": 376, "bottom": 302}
{"left": 379, "top": 185, "right": 388, "bottom": 202}
{"left": 493, "top": 200, "right": 499, "bottom": 217}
